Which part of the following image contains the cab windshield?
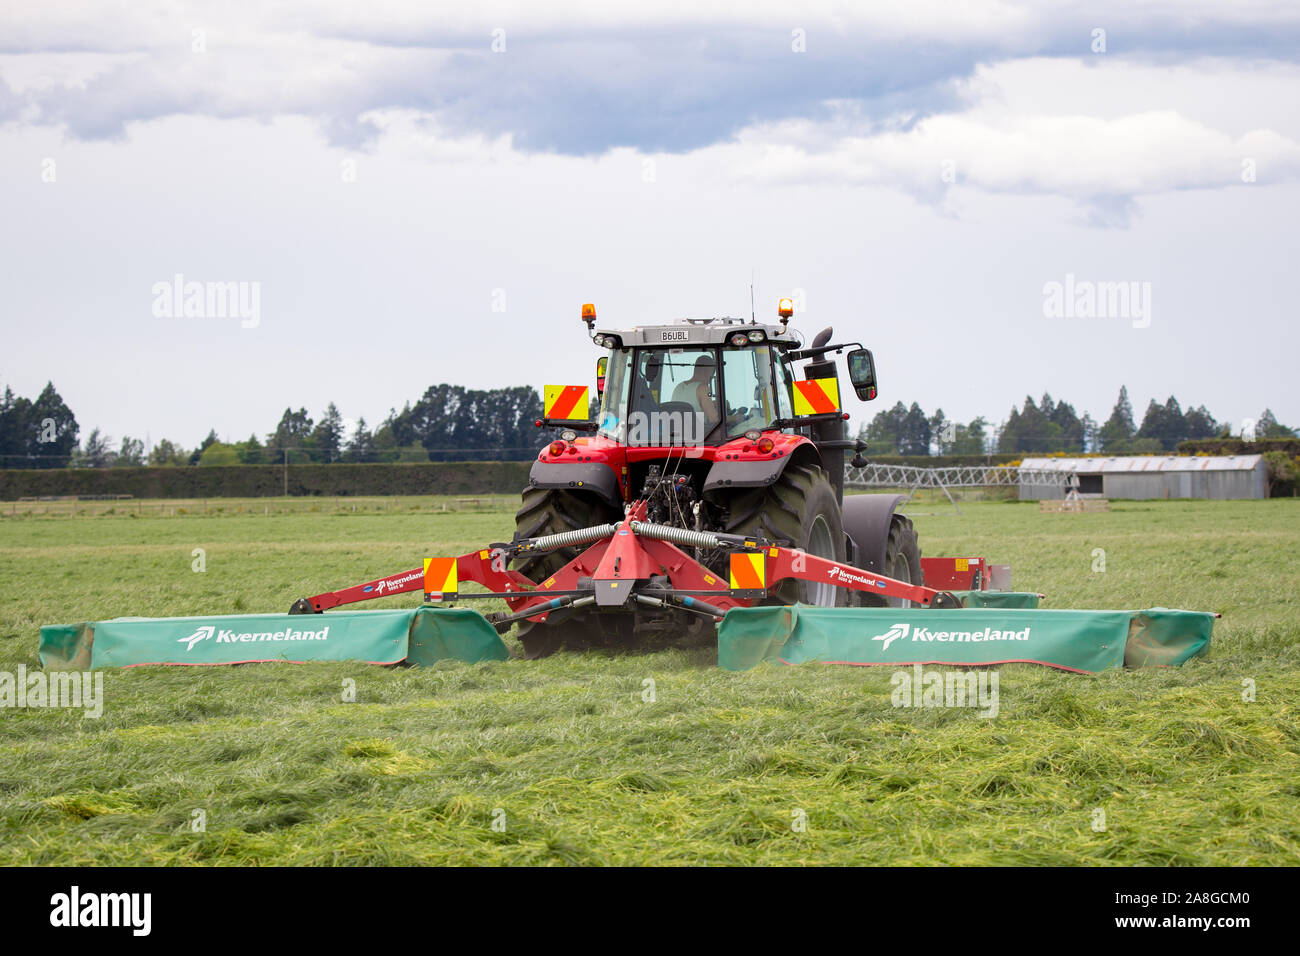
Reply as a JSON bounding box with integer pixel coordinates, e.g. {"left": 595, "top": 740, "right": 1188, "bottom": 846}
{"left": 598, "top": 345, "right": 785, "bottom": 446}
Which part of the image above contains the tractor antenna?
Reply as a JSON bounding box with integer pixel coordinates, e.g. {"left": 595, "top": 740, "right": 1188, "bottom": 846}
{"left": 750, "top": 272, "right": 756, "bottom": 324}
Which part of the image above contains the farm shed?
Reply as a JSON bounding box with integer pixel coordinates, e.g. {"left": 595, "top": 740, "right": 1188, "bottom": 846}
{"left": 1018, "top": 456, "right": 1267, "bottom": 501}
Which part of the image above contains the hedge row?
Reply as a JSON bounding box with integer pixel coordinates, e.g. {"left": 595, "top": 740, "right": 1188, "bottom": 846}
{"left": 1177, "top": 438, "right": 1300, "bottom": 457}
{"left": 0, "top": 454, "right": 1027, "bottom": 500}
{"left": 0, "top": 462, "right": 534, "bottom": 501}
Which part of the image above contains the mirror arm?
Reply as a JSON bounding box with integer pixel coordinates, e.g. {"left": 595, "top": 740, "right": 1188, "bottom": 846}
{"left": 784, "top": 341, "right": 864, "bottom": 362}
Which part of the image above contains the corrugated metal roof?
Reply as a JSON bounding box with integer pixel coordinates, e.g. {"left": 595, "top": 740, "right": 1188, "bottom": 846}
{"left": 1019, "top": 456, "right": 1263, "bottom": 473}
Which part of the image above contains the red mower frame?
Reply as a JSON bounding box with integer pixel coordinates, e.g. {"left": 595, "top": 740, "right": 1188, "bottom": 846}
{"left": 290, "top": 500, "right": 961, "bottom": 630}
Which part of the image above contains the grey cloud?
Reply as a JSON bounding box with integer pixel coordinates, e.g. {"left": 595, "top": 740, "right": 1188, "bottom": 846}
{"left": 18, "top": 30, "right": 980, "bottom": 153}
{"left": 14, "top": 10, "right": 1298, "bottom": 155}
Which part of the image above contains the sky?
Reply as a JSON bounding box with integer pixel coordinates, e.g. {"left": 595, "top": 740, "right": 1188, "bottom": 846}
{"left": 1, "top": 1, "right": 1298, "bottom": 450}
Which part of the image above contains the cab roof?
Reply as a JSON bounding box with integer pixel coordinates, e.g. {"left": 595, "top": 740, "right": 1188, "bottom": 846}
{"left": 593, "top": 317, "right": 798, "bottom": 348}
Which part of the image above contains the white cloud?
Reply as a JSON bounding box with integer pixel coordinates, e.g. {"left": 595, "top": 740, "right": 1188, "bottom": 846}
{"left": 736, "top": 110, "right": 1300, "bottom": 189}
{"left": 721, "top": 58, "right": 1300, "bottom": 224}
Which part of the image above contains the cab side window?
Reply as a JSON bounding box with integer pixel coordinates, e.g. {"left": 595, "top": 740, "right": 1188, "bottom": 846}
{"left": 722, "top": 346, "right": 787, "bottom": 435}
{"left": 774, "top": 350, "right": 795, "bottom": 421}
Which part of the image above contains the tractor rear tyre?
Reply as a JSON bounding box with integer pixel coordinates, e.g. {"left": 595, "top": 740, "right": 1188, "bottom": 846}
{"left": 511, "top": 487, "right": 620, "bottom": 657}
{"left": 722, "top": 462, "right": 846, "bottom": 606}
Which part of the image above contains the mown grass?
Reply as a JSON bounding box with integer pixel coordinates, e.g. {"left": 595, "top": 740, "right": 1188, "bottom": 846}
{"left": 0, "top": 497, "right": 1297, "bottom": 865}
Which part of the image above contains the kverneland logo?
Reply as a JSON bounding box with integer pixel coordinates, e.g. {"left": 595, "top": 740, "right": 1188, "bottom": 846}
{"left": 870, "top": 622, "right": 1031, "bottom": 652}
{"left": 873, "top": 623, "right": 909, "bottom": 651}
{"left": 374, "top": 570, "right": 422, "bottom": 594}
{"left": 827, "top": 566, "right": 878, "bottom": 588}
{"left": 179, "top": 625, "right": 215, "bottom": 651}
{"left": 178, "top": 624, "right": 330, "bottom": 651}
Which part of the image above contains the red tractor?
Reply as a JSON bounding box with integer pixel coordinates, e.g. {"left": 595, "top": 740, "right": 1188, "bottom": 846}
{"left": 290, "top": 300, "right": 958, "bottom": 657}
{"left": 510, "top": 300, "right": 924, "bottom": 655}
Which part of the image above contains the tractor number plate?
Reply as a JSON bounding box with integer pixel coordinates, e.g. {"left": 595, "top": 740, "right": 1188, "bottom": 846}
{"left": 660, "top": 330, "right": 688, "bottom": 342}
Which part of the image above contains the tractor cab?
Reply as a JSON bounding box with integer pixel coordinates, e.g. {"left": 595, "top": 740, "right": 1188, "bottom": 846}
{"left": 595, "top": 332, "right": 795, "bottom": 448}
{"left": 582, "top": 304, "right": 876, "bottom": 461}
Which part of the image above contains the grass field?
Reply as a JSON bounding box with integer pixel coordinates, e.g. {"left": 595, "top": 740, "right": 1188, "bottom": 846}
{"left": 1, "top": 497, "right": 1298, "bottom": 865}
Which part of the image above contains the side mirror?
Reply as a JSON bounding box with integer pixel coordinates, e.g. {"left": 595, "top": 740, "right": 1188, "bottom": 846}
{"left": 847, "top": 348, "right": 877, "bottom": 401}
{"left": 596, "top": 356, "right": 607, "bottom": 396}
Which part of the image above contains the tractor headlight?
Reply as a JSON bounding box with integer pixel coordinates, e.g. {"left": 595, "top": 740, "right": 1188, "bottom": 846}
{"left": 749, "top": 329, "right": 766, "bottom": 342}
{"left": 561, "top": 429, "right": 577, "bottom": 442}
{"left": 744, "top": 429, "right": 761, "bottom": 441}
{"left": 729, "top": 332, "right": 750, "bottom": 347}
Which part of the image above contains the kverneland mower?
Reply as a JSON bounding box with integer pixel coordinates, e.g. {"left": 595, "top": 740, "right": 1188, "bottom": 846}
{"left": 40, "top": 301, "right": 1216, "bottom": 673}
{"left": 269, "top": 300, "right": 1213, "bottom": 671}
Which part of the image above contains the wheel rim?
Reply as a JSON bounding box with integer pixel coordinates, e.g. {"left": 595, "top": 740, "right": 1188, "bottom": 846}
{"left": 890, "top": 550, "right": 913, "bottom": 609}
{"left": 803, "top": 515, "right": 837, "bottom": 606}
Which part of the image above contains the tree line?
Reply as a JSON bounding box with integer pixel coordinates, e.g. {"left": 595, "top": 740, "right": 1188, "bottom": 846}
{"left": 859, "top": 387, "right": 1295, "bottom": 456}
{"left": 2, "top": 377, "right": 1296, "bottom": 468}
{"left": 0, "top": 381, "right": 546, "bottom": 468}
